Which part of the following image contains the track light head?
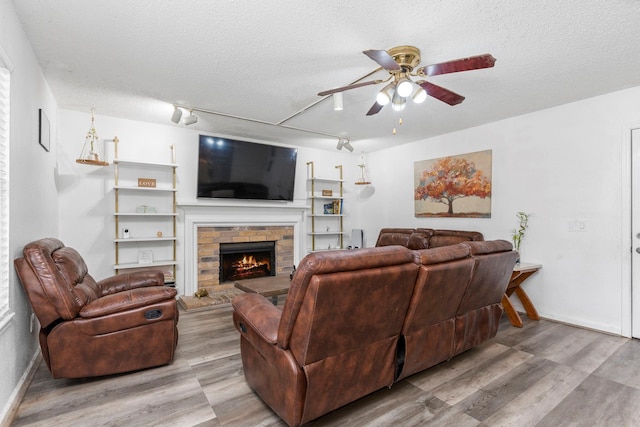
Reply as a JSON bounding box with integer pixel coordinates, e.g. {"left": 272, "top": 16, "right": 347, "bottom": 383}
{"left": 336, "top": 138, "right": 353, "bottom": 152}
{"left": 170, "top": 106, "right": 182, "bottom": 123}
{"left": 183, "top": 110, "right": 198, "bottom": 125}
{"left": 333, "top": 92, "right": 344, "bottom": 111}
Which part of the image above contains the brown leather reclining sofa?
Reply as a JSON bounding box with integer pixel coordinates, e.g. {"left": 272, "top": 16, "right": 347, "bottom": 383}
{"left": 232, "top": 235, "right": 517, "bottom": 426}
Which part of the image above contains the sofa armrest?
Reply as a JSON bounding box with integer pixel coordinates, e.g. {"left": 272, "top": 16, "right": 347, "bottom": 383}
{"left": 97, "top": 270, "right": 165, "bottom": 296}
{"left": 232, "top": 293, "right": 281, "bottom": 345}
{"left": 79, "top": 286, "right": 177, "bottom": 318}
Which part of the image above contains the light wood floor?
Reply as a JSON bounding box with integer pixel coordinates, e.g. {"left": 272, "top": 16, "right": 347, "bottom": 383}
{"left": 11, "top": 298, "right": 640, "bottom": 426}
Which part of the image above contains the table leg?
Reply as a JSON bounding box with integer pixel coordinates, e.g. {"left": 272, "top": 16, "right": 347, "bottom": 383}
{"left": 501, "top": 294, "right": 524, "bottom": 328}
{"left": 271, "top": 295, "right": 278, "bottom": 305}
{"left": 514, "top": 286, "right": 540, "bottom": 320}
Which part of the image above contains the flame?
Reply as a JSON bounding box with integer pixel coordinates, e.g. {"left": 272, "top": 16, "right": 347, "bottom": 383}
{"left": 231, "top": 254, "right": 269, "bottom": 271}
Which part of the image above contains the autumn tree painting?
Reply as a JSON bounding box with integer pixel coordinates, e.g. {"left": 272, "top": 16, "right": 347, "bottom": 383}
{"left": 414, "top": 150, "right": 492, "bottom": 217}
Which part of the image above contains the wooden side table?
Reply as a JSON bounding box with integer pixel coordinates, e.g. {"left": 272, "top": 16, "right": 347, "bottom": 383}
{"left": 501, "top": 262, "right": 541, "bottom": 327}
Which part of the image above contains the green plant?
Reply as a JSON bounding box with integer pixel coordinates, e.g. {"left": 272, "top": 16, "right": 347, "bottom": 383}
{"left": 511, "top": 211, "right": 530, "bottom": 252}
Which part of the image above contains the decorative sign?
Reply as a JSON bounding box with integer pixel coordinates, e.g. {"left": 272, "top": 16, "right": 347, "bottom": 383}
{"left": 137, "top": 178, "right": 157, "bottom": 188}
{"left": 138, "top": 250, "right": 153, "bottom": 264}
{"left": 322, "top": 189, "right": 333, "bottom": 196}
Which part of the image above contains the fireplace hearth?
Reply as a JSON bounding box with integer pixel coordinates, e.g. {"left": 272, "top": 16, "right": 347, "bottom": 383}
{"left": 220, "top": 241, "right": 276, "bottom": 282}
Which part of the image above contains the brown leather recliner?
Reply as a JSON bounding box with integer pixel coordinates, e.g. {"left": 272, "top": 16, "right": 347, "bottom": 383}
{"left": 14, "top": 238, "right": 179, "bottom": 379}
{"left": 232, "top": 246, "right": 419, "bottom": 427}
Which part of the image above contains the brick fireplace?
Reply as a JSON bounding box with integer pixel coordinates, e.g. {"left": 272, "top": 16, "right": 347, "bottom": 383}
{"left": 196, "top": 225, "right": 294, "bottom": 291}
{"left": 179, "top": 203, "right": 306, "bottom": 296}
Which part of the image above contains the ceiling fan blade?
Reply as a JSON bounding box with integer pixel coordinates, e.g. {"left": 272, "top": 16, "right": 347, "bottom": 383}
{"left": 418, "top": 81, "right": 465, "bottom": 106}
{"left": 363, "top": 49, "right": 401, "bottom": 72}
{"left": 318, "top": 79, "right": 383, "bottom": 96}
{"left": 366, "top": 102, "right": 384, "bottom": 116}
{"left": 416, "top": 54, "right": 496, "bottom": 77}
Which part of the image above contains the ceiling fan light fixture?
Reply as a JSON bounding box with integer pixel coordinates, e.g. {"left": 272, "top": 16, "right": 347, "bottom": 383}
{"left": 412, "top": 85, "right": 427, "bottom": 104}
{"left": 170, "top": 106, "right": 182, "bottom": 123}
{"left": 391, "top": 92, "right": 406, "bottom": 112}
{"left": 376, "top": 82, "right": 395, "bottom": 106}
{"left": 396, "top": 77, "right": 413, "bottom": 98}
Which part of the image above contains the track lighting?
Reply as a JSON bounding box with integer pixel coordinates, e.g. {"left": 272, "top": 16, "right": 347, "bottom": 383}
{"left": 333, "top": 92, "right": 344, "bottom": 111}
{"left": 183, "top": 110, "right": 198, "bottom": 125}
{"left": 170, "top": 106, "right": 182, "bottom": 123}
{"left": 336, "top": 138, "right": 354, "bottom": 152}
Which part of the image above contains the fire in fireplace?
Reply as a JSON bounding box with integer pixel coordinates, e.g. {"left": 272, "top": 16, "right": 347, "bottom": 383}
{"left": 219, "top": 241, "right": 276, "bottom": 282}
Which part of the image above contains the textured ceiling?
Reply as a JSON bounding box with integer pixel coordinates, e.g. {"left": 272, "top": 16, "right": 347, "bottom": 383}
{"left": 10, "top": 0, "right": 640, "bottom": 152}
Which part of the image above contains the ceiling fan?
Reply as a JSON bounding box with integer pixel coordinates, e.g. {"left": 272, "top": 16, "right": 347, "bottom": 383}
{"left": 318, "top": 45, "right": 496, "bottom": 116}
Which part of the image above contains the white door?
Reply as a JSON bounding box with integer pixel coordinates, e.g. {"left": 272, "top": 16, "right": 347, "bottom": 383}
{"left": 632, "top": 128, "right": 640, "bottom": 337}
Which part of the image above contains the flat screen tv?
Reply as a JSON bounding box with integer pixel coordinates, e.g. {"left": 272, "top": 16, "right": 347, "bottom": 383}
{"left": 197, "top": 135, "right": 298, "bottom": 201}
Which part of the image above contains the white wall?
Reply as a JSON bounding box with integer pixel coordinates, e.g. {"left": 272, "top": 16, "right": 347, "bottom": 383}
{"left": 0, "top": 0, "right": 59, "bottom": 421}
{"left": 355, "top": 86, "right": 640, "bottom": 335}
{"left": 57, "top": 110, "right": 352, "bottom": 294}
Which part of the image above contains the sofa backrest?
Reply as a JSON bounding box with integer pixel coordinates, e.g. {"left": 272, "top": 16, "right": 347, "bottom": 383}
{"left": 14, "top": 238, "right": 101, "bottom": 327}
{"left": 420, "top": 229, "right": 485, "bottom": 248}
{"left": 279, "top": 246, "right": 419, "bottom": 365}
{"left": 404, "top": 244, "right": 475, "bottom": 335}
{"left": 375, "top": 228, "right": 433, "bottom": 250}
{"left": 375, "top": 227, "right": 483, "bottom": 250}
{"left": 457, "top": 240, "right": 517, "bottom": 314}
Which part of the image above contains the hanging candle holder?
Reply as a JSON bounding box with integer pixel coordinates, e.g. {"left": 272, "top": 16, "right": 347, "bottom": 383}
{"left": 355, "top": 155, "right": 371, "bottom": 185}
{"left": 76, "top": 107, "right": 109, "bottom": 166}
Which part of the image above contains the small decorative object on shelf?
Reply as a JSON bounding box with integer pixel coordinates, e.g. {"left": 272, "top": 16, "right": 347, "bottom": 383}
{"left": 137, "top": 178, "right": 157, "bottom": 188}
{"left": 135, "top": 205, "right": 157, "bottom": 213}
{"left": 511, "top": 211, "right": 531, "bottom": 263}
{"left": 138, "top": 250, "right": 153, "bottom": 264}
{"left": 76, "top": 108, "right": 110, "bottom": 166}
{"left": 355, "top": 155, "right": 371, "bottom": 185}
{"left": 322, "top": 189, "right": 333, "bottom": 196}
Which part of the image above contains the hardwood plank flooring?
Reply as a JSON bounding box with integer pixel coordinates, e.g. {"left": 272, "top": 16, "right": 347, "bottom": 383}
{"left": 10, "top": 301, "right": 640, "bottom": 426}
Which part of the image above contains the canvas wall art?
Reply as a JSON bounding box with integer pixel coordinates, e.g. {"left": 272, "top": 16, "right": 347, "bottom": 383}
{"left": 414, "top": 149, "right": 492, "bottom": 218}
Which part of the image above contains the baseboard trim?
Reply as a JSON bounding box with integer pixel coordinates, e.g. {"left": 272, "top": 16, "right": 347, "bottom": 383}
{"left": 0, "top": 350, "right": 42, "bottom": 427}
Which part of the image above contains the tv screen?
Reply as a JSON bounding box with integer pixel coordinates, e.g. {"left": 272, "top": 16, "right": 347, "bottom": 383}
{"left": 197, "top": 135, "right": 298, "bottom": 201}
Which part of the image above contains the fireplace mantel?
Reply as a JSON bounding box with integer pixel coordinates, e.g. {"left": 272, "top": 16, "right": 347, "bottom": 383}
{"left": 178, "top": 202, "right": 308, "bottom": 295}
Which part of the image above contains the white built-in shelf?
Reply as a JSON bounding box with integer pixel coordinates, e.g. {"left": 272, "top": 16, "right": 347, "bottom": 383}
{"left": 309, "top": 195, "right": 344, "bottom": 200}
{"left": 307, "top": 177, "right": 346, "bottom": 183}
{"left": 114, "top": 237, "right": 177, "bottom": 243}
{"left": 113, "top": 260, "right": 178, "bottom": 270}
{"left": 308, "top": 232, "right": 345, "bottom": 235}
{"left": 114, "top": 186, "right": 177, "bottom": 192}
{"left": 114, "top": 212, "right": 178, "bottom": 216}
{"left": 113, "top": 159, "right": 178, "bottom": 168}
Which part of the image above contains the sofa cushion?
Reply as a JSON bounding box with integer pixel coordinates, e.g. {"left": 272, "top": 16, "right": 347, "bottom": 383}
{"left": 375, "top": 228, "right": 414, "bottom": 247}
{"left": 425, "top": 229, "right": 484, "bottom": 248}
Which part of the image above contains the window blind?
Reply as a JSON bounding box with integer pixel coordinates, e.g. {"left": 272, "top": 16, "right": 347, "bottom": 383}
{"left": 0, "top": 66, "right": 10, "bottom": 321}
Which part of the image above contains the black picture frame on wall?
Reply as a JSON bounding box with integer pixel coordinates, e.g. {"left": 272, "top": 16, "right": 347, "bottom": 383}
{"left": 38, "top": 108, "right": 50, "bottom": 152}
